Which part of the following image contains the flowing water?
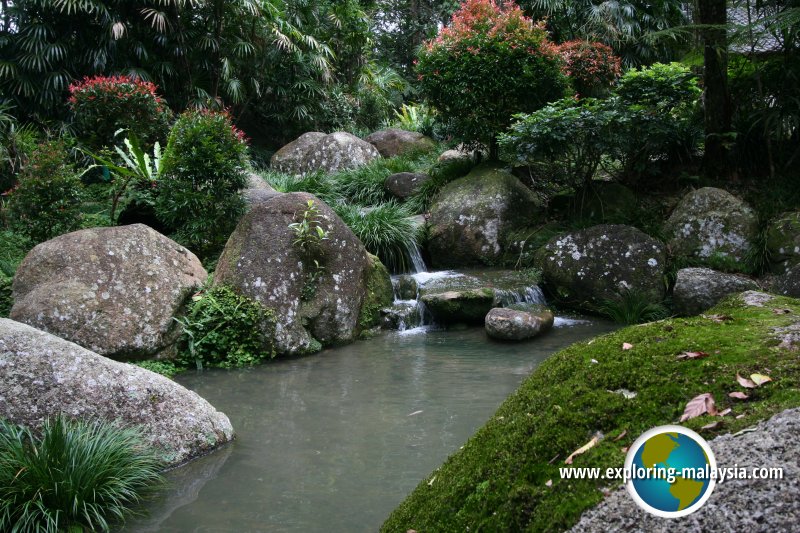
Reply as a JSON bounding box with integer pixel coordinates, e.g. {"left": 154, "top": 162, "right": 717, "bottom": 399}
{"left": 127, "top": 320, "right": 616, "bottom": 533}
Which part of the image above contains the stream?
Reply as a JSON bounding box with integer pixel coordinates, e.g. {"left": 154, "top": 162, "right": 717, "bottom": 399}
{"left": 127, "top": 320, "right": 615, "bottom": 532}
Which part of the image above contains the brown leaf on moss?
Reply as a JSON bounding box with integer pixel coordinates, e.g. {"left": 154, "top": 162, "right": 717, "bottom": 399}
{"left": 729, "top": 391, "right": 749, "bottom": 400}
{"left": 737, "top": 373, "right": 757, "bottom": 388}
{"left": 679, "top": 393, "right": 719, "bottom": 422}
{"left": 676, "top": 351, "right": 709, "bottom": 361}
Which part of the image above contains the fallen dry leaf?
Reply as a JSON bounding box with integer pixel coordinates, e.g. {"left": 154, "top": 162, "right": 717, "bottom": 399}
{"left": 677, "top": 351, "right": 710, "bottom": 361}
{"left": 750, "top": 373, "right": 773, "bottom": 386}
{"left": 701, "top": 421, "right": 723, "bottom": 430}
{"left": 622, "top": 343, "right": 633, "bottom": 351}
{"left": 613, "top": 430, "right": 628, "bottom": 442}
{"left": 679, "top": 393, "right": 719, "bottom": 422}
{"left": 773, "top": 308, "right": 792, "bottom": 315}
{"left": 737, "top": 373, "right": 757, "bottom": 389}
{"left": 719, "top": 408, "right": 732, "bottom": 417}
{"left": 736, "top": 414, "right": 745, "bottom": 419}
{"left": 565, "top": 434, "right": 602, "bottom": 465}
{"left": 545, "top": 479, "right": 553, "bottom": 487}
{"left": 621, "top": 447, "right": 629, "bottom": 453}
{"left": 729, "top": 391, "right": 750, "bottom": 400}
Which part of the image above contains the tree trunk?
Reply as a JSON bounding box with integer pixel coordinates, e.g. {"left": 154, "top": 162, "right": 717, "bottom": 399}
{"left": 699, "top": 0, "right": 734, "bottom": 179}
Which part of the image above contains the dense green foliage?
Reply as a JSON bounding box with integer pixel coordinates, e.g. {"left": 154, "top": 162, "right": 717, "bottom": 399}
{"left": 557, "top": 40, "right": 621, "bottom": 97}
{"left": 7, "top": 140, "right": 84, "bottom": 242}
{"left": 177, "top": 285, "right": 276, "bottom": 370}
{"left": 0, "top": 417, "right": 163, "bottom": 532}
{"left": 68, "top": 76, "right": 172, "bottom": 149}
{"left": 156, "top": 110, "right": 248, "bottom": 258}
{"left": 383, "top": 294, "right": 800, "bottom": 531}
{"left": 416, "top": 0, "right": 567, "bottom": 156}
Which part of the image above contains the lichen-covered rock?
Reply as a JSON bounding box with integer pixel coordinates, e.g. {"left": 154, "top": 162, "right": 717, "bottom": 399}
{"left": 358, "top": 253, "right": 394, "bottom": 331}
{"left": 396, "top": 275, "right": 418, "bottom": 300}
{"left": 775, "top": 264, "right": 800, "bottom": 298}
{"left": 428, "top": 165, "right": 543, "bottom": 268}
{"left": 438, "top": 149, "right": 473, "bottom": 164}
{"left": 270, "top": 131, "right": 380, "bottom": 176}
{"left": 673, "top": 267, "right": 759, "bottom": 316}
{"left": 385, "top": 172, "right": 430, "bottom": 199}
{"left": 214, "top": 192, "right": 373, "bottom": 355}
{"left": 0, "top": 318, "right": 233, "bottom": 466}
{"left": 365, "top": 128, "right": 436, "bottom": 158}
{"left": 535, "top": 224, "right": 666, "bottom": 312}
{"left": 420, "top": 288, "right": 495, "bottom": 325}
{"left": 766, "top": 212, "right": 800, "bottom": 273}
{"left": 664, "top": 187, "right": 758, "bottom": 263}
{"left": 243, "top": 171, "right": 281, "bottom": 206}
{"left": 485, "top": 307, "right": 554, "bottom": 341}
{"left": 10, "top": 224, "right": 206, "bottom": 360}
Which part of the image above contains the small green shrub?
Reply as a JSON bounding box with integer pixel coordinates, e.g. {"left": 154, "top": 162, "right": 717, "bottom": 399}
{"left": 334, "top": 202, "right": 420, "bottom": 273}
{"left": 177, "top": 285, "right": 275, "bottom": 369}
{"left": 289, "top": 199, "right": 330, "bottom": 261}
{"left": 557, "top": 40, "right": 622, "bottom": 98}
{"left": 0, "top": 417, "right": 163, "bottom": 532}
{"left": 0, "top": 276, "right": 11, "bottom": 317}
{"left": 68, "top": 75, "right": 172, "bottom": 149}
{"left": 133, "top": 360, "right": 182, "bottom": 379}
{"left": 416, "top": 0, "right": 567, "bottom": 157}
{"left": 392, "top": 103, "right": 437, "bottom": 136}
{"left": 155, "top": 109, "right": 249, "bottom": 258}
{"left": 600, "top": 289, "right": 670, "bottom": 325}
{"left": 8, "top": 140, "right": 84, "bottom": 242}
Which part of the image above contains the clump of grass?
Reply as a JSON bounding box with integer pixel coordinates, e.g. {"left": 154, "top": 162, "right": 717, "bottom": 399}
{"left": 0, "top": 417, "right": 163, "bottom": 532}
{"left": 133, "top": 360, "right": 183, "bottom": 378}
{"left": 383, "top": 294, "right": 800, "bottom": 532}
{"left": 334, "top": 202, "right": 420, "bottom": 273}
{"left": 599, "top": 289, "right": 671, "bottom": 325}
{"left": 259, "top": 170, "right": 344, "bottom": 206}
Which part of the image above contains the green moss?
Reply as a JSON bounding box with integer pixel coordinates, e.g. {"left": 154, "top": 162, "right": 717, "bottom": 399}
{"left": 358, "top": 253, "right": 394, "bottom": 331}
{"left": 0, "top": 276, "right": 12, "bottom": 317}
{"left": 382, "top": 293, "right": 800, "bottom": 532}
{"left": 133, "top": 360, "right": 183, "bottom": 378}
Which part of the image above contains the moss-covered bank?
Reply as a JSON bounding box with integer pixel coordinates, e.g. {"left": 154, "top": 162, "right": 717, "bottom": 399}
{"left": 382, "top": 292, "right": 800, "bottom": 532}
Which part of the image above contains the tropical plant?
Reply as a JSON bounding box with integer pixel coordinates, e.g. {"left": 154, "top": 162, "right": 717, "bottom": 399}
{"left": 416, "top": 0, "right": 568, "bottom": 158}
{"left": 155, "top": 109, "right": 248, "bottom": 258}
{"left": 289, "top": 199, "right": 329, "bottom": 259}
{"left": 599, "top": 288, "right": 670, "bottom": 324}
{"left": 334, "top": 201, "right": 420, "bottom": 273}
{"left": 68, "top": 75, "right": 172, "bottom": 149}
{"left": 557, "top": 40, "right": 622, "bottom": 97}
{"left": 176, "top": 285, "right": 275, "bottom": 370}
{"left": 0, "top": 416, "right": 163, "bottom": 532}
{"left": 393, "top": 103, "right": 438, "bottom": 136}
{"left": 8, "top": 139, "right": 84, "bottom": 242}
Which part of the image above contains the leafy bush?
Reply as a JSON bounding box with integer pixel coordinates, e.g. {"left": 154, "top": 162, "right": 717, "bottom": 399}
{"left": 177, "top": 286, "right": 276, "bottom": 369}
{"left": 615, "top": 62, "right": 701, "bottom": 109}
{"left": 68, "top": 76, "right": 172, "bottom": 149}
{"left": 557, "top": 40, "right": 621, "bottom": 98}
{"left": 416, "top": 0, "right": 567, "bottom": 157}
{"left": 8, "top": 140, "right": 84, "bottom": 242}
{"left": 0, "top": 276, "right": 11, "bottom": 317}
{"left": 334, "top": 202, "right": 420, "bottom": 273}
{"left": 155, "top": 110, "right": 249, "bottom": 258}
{"left": 392, "top": 103, "right": 437, "bottom": 137}
{"left": 0, "top": 417, "right": 163, "bottom": 532}
{"left": 133, "top": 360, "right": 182, "bottom": 379}
{"left": 0, "top": 105, "right": 39, "bottom": 193}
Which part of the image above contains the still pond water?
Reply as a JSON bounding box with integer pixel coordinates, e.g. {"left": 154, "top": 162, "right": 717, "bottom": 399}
{"left": 128, "top": 321, "right": 615, "bottom": 533}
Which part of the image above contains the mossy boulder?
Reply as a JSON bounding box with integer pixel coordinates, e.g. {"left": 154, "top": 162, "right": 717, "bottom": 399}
{"left": 535, "top": 224, "right": 666, "bottom": 312}
{"left": 214, "top": 192, "right": 373, "bottom": 355}
{"left": 10, "top": 224, "right": 207, "bottom": 360}
{"left": 664, "top": 187, "right": 758, "bottom": 264}
{"left": 428, "top": 165, "right": 544, "bottom": 268}
{"left": 358, "top": 253, "right": 394, "bottom": 331}
{"left": 673, "top": 267, "right": 759, "bottom": 316}
{"left": 485, "top": 307, "right": 554, "bottom": 341}
{"left": 420, "top": 288, "right": 495, "bottom": 325}
{"left": 382, "top": 291, "right": 800, "bottom": 532}
{"left": 365, "top": 128, "right": 436, "bottom": 158}
{"left": 775, "top": 264, "right": 800, "bottom": 298}
{"left": 270, "top": 131, "right": 380, "bottom": 176}
{"left": 766, "top": 211, "right": 800, "bottom": 273}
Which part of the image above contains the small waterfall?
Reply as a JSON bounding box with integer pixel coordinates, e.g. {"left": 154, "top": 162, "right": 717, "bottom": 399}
{"left": 387, "top": 273, "right": 435, "bottom": 333}
{"left": 494, "top": 284, "right": 547, "bottom": 307}
{"left": 407, "top": 242, "right": 427, "bottom": 274}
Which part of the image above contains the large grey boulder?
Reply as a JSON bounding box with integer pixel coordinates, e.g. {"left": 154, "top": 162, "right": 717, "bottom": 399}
{"left": 10, "top": 224, "right": 206, "bottom": 360}
{"left": 766, "top": 211, "right": 800, "bottom": 273}
{"left": 365, "top": 128, "right": 436, "bottom": 158}
{"left": 535, "top": 224, "right": 666, "bottom": 312}
{"left": 270, "top": 131, "right": 380, "bottom": 176}
{"left": 485, "top": 307, "right": 554, "bottom": 341}
{"left": 214, "top": 192, "right": 379, "bottom": 355}
{"left": 775, "top": 264, "right": 800, "bottom": 298}
{"left": 428, "top": 165, "right": 543, "bottom": 267}
{"left": 0, "top": 318, "right": 233, "bottom": 466}
{"left": 385, "top": 172, "right": 430, "bottom": 199}
{"left": 664, "top": 187, "right": 758, "bottom": 264}
{"left": 673, "top": 267, "right": 759, "bottom": 316}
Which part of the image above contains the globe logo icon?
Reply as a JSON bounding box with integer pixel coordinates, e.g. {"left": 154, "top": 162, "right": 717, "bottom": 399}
{"left": 625, "top": 425, "right": 717, "bottom": 518}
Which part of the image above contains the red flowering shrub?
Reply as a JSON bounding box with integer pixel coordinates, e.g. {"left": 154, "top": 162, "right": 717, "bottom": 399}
{"left": 416, "top": 0, "right": 567, "bottom": 157}
{"left": 558, "top": 40, "right": 622, "bottom": 98}
{"left": 68, "top": 76, "right": 172, "bottom": 148}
